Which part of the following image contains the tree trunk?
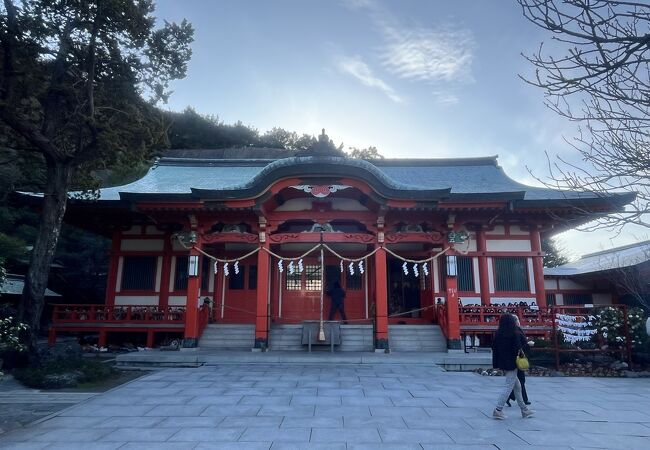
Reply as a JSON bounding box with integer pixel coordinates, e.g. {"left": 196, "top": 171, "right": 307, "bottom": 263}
{"left": 19, "top": 160, "right": 73, "bottom": 352}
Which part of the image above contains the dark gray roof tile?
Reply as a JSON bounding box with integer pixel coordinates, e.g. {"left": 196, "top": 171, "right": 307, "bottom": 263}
{"left": 92, "top": 153, "right": 626, "bottom": 205}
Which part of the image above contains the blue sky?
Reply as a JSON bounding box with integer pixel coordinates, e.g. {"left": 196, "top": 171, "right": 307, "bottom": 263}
{"left": 154, "top": 0, "right": 646, "bottom": 259}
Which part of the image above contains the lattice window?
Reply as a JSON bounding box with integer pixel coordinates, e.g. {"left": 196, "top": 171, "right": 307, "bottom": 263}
{"left": 494, "top": 257, "right": 529, "bottom": 292}
{"left": 305, "top": 264, "right": 322, "bottom": 291}
{"left": 174, "top": 256, "right": 189, "bottom": 291}
{"left": 563, "top": 293, "right": 592, "bottom": 305}
{"left": 122, "top": 256, "right": 156, "bottom": 291}
{"left": 457, "top": 257, "right": 474, "bottom": 292}
{"left": 285, "top": 271, "right": 302, "bottom": 290}
{"left": 546, "top": 293, "right": 556, "bottom": 306}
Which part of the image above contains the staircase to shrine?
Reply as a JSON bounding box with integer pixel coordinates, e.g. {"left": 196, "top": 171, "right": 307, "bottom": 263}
{"left": 199, "top": 324, "right": 255, "bottom": 350}
{"left": 388, "top": 325, "right": 447, "bottom": 352}
{"left": 199, "top": 323, "right": 447, "bottom": 352}
{"left": 269, "top": 324, "right": 374, "bottom": 352}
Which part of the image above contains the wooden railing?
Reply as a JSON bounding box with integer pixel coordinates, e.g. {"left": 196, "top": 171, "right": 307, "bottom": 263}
{"left": 436, "top": 304, "right": 448, "bottom": 338}
{"left": 198, "top": 304, "right": 210, "bottom": 337}
{"left": 459, "top": 305, "right": 553, "bottom": 328}
{"left": 52, "top": 304, "right": 187, "bottom": 324}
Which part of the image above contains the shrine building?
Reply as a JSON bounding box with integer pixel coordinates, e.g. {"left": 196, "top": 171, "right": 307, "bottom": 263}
{"left": 44, "top": 133, "right": 633, "bottom": 352}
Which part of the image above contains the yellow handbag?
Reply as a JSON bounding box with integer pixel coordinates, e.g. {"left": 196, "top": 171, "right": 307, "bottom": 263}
{"left": 516, "top": 349, "right": 530, "bottom": 371}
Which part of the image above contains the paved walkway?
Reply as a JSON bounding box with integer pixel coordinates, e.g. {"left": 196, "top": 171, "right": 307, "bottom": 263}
{"left": 116, "top": 350, "right": 492, "bottom": 370}
{"left": 0, "top": 375, "right": 96, "bottom": 435}
{"left": 1, "top": 364, "right": 649, "bottom": 449}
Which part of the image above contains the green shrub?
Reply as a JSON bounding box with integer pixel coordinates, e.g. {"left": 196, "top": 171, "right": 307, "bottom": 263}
{"left": 78, "top": 359, "right": 114, "bottom": 382}
{"left": 13, "top": 357, "right": 116, "bottom": 389}
{"left": 593, "top": 306, "right": 648, "bottom": 351}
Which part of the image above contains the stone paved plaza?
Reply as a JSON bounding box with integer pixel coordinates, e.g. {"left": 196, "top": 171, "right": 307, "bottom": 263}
{"left": 1, "top": 363, "right": 649, "bottom": 449}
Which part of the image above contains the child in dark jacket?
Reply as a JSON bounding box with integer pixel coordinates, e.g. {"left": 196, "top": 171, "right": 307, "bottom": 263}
{"left": 491, "top": 314, "right": 534, "bottom": 420}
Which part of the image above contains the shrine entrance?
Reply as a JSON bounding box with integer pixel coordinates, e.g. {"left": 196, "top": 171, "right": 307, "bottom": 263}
{"left": 387, "top": 256, "right": 435, "bottom": 324}
{"left": 270, "top": 243, "right": 371, "bottom": 324}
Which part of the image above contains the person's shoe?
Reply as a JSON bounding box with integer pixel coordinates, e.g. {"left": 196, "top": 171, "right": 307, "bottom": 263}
{"left": 525, "top": 401, "right": 532, "bottom": 406}
{"left": 492, "top": 409, "right": 506, "bottom": 420}
{"left": 505, "top": 400, "right": 512, "bottom": 407}
{"left": 521, "top": 408, "right": 535, "bottom": 419}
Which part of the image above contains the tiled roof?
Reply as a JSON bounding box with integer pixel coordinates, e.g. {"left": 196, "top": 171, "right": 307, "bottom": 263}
{"left": 544, "top": 240, "right": 650, "bottom": 276}
{"left": 1, "top": 275, "right": 61, "bottom": 297}
{"left": 93, "top": 151, "right": 622, "bottom": 204}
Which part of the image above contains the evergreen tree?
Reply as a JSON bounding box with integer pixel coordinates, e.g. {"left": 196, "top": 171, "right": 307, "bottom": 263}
{"left": 0, "top": 0, "right": 194, "bottom": 350}
{"left": 542, "top": 237, "right": 569, "bottom": 268}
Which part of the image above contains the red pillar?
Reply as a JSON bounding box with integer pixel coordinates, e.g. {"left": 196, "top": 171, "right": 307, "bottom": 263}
{"left": 146, "top": 330, "right": 155, "bottom": 348}
{"left": 183, "top": 247, "right": 201, "bottom": 347}
{"left": 530, "top": 229, "right": 547, "bottom": 308}
{"left": 477, "top": 230, "right": 491, "bottom": 306}
{"left": 255, "top": 243, "right": 270, "bottom": 349}
{"left": 374, "top": 246, "right": 389, "bottom": 350}
{"left": 446, "top": 275, "right": 462, "bottom": 350}
{"left": 98, "top": 330, "right": 107, "bottom": 347}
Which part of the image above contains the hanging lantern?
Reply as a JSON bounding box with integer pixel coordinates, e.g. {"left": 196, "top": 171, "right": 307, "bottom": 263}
{"left": 188, "top": 255, "right": 199, "bottom": 277}
{"left": 340, "top": 260, "right": 344, "bottom": 273}
{"left": 234, "top": 260, "right": 240, "bottom": 275}
{"left": 358, "top": 260, "right": 364, "bottom": 274}
{"left": 288, "top": 260, "right": 295, "bottom": 275}
{"left": 213, "top": 260, "right": 219, "bottom": 274}
{"left": 446, "top": 255, "right": 458, "bottom": 277}
{"left": 223, "top": 262, "right": 230, "bottom": 277}
{"left": 278, "top": 259, "right": 284, "bottom": 273}
{"left": 413, "top": 263, "right": 419, "bottom": 277}
{"left": 402, "top": 261, "right": 409, "bottom": 275}
{"left": 348, "top": 261, "right": 355, "bottom": 275}
{"left": 298, "top": 258, "right": 304, "bottom": 273}
{"left": 423, "top": 262, "right": 429, "bottom": 276}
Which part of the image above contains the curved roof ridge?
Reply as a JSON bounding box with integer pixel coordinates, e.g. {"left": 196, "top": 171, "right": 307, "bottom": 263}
{"left": 220, "top": 155, "right": 426, "bottom": 191}
{"left": 157, "top": 157, "right": 274, "bottom": 166}
{"left": 370, "top": 155, "right": 499, "bottom": 167}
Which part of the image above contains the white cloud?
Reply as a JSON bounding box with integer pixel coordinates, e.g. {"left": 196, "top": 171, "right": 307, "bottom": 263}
{"left": 340, "top": 0, "right": 376, "bottom": 10}
{"left": 337, "top": 55, "right": 404, "bottom": 103}
{"left": 380, "top": 25, "right": 474, "bottom": 84}
{"left": 340, "top": 1, "right": 475, "bottom": 101}
{"left": 431, "top": 89, "right": 459, "bottom": 105}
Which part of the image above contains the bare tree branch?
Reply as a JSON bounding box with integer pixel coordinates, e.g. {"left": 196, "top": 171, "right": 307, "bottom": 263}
{"left": 519, "top": 0, "right": 650, "bottom": 232}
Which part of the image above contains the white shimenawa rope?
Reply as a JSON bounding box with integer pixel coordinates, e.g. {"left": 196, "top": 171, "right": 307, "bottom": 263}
{"left": 382, "top": 246, "right": 451, "bottom": 264}
{"left": 262, "top": 244, "right": 322, "bottom": 261}
{"left": 175, "top": 236, "right": 261, "bottom": 263}
{"left": 176, "top": 234, "right": 453, "bottom": 267}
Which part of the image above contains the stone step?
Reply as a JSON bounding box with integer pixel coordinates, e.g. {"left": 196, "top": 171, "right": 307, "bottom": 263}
{"left": 388, "top": 325, "right": 447, "bottom": 352}
{"left": 199, "top": 324, "right": 255, "bottom": 349}
{"left": 200, "top": 333, "right": 254, "bottom": 338}
{"left": 269, "top": 325, "right": 374, "bottom": 352}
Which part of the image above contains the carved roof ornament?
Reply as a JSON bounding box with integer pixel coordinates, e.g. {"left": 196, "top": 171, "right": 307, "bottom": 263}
{"left": 291, "top": 184, "right": 351, "bottom": 198}
{"left": 295, "top": 129, "right": 347, "bottom": 157}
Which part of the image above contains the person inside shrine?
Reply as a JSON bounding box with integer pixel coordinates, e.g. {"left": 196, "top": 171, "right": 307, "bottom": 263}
{"left": 327, "top": 281, "right": 347, "bottom": 322}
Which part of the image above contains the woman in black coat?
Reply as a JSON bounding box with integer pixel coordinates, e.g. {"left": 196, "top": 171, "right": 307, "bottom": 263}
{"left": 491, "top": 314, "right": 534, "bottom": 419}
{"left": 507, "top": 316, "right": 531, "bottom": 406}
